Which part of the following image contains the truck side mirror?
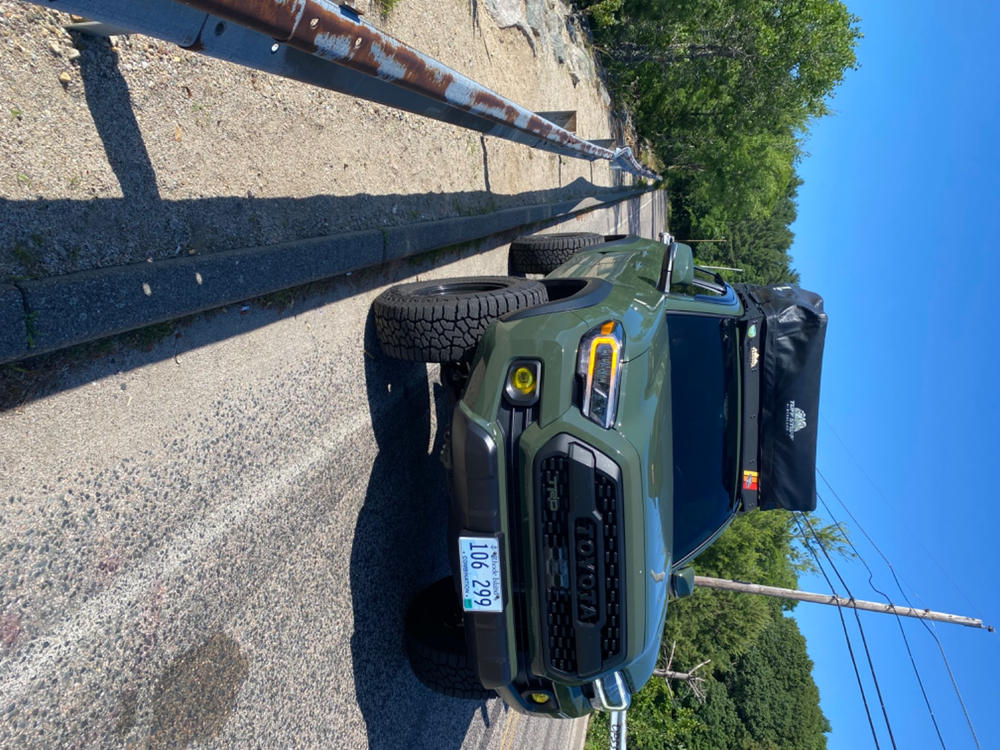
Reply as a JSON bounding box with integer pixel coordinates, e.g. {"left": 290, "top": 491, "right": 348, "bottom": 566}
{"left": 669, "top": 565, "right": 695, "bottom": 599}
{"left": 658, "top": 242, "right": 695, "bottom": 292}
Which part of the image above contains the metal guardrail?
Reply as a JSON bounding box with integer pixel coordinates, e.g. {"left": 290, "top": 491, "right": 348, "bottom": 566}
{"left": 30, "top": 0, "right": 658, "bottom": 179}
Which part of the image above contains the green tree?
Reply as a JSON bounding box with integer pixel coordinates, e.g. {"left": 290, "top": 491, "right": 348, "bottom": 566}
{"left": 724, "top": 614, "right": 831, "bottom": 748}
{"left": 586, "top": 0, "right": 862, "bottom": 281}
{"left": 661, "top": 510, "right": 802, "bottom": 673}
{"left": 687, "top": 177, "right": 802, "bottom": 285}
{"left": 586, "top": 678, "right": 703, "bottom": 750}
{"left": 602, "top": 0, "right": 861, "bottom": 133}
{"left": 675, "top": 680, "right": 748, "bottom": 750}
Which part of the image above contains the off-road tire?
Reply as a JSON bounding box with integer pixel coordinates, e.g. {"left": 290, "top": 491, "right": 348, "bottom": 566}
{"left": 404, "top": 577, "right": 492, "bottom": 700}
{"left": 508, "top": 232, "right": 604, "bottom": 275}
{"left": 373, "top": 277, "right": 548, "bottom": 362}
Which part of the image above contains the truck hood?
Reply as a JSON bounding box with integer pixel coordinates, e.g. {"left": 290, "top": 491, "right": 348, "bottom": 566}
{"left": 558, "top": 244, "right": 669, "bottom": 362}
{"left": 614, "top": 348, "right": 675, "bottom": 689}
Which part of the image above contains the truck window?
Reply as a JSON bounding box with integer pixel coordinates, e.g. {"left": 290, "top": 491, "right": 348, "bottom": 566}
{"left": 667, "top": 314, "right": 740, "bottom": 562}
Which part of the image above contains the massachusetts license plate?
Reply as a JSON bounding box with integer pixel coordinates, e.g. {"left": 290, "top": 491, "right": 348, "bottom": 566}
{"left": 458, "top": 536, "right": 503, "bottom": 613}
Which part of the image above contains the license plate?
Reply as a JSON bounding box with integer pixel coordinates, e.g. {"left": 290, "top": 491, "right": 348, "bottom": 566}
{"left": 458, "top": 536, "right": 503, "bottom": 613}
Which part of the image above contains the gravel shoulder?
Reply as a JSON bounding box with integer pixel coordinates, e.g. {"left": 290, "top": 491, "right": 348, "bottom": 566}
{"left": 0, "top": 0, "right": 626, "bottom": 281}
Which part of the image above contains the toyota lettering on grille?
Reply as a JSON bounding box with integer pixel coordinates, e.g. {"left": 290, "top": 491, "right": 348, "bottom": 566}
{"left": 574, "top": 519, "right": 599, "bottom": 623}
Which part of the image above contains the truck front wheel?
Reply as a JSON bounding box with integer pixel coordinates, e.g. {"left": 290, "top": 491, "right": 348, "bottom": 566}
{"left": 373, "top": 276, "right": 548, "bottom": 362}
{"left": 404, "top": 577, "right": 492, "bottom": 700}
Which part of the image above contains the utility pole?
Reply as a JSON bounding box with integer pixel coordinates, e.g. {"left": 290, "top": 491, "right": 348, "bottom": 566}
{"left": 695, "top": 576, "right": 994, "bottom": 631}
{"left": 696, "top": 265, "right": 744, "bottom": 273}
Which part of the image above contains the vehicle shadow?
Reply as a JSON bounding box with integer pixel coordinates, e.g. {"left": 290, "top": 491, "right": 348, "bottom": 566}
{"left": 349, "top": 312, "right": 485, "bottom": 749}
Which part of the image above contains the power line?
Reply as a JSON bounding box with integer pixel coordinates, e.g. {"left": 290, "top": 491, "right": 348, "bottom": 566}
{"left": 820, "top": 418, "right": 979, "bottom": 613}
{"left": 817, "top": 491, "right": 947, "bottom": 749}
{"left": 799, "top": 513, "right": 898, "bottom": 749}
{"left": 816, "top": 469, "right": 983, "bottom": 750}
{"left": 792, "top": 513, "right": 882, "bottom": 749}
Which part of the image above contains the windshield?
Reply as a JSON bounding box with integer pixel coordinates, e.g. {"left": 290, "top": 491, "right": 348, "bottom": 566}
{"left": 667, "top": 314, "right": 740, "bottom": 561}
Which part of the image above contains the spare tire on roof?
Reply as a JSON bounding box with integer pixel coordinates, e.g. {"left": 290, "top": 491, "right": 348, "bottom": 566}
{"left": 508, "top": 232, "right": 604, "bottom": 275}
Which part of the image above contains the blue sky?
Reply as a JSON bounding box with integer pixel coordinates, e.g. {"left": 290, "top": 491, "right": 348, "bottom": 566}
{"left": 790, "top": 1, "right": 1000, "bottom": 748}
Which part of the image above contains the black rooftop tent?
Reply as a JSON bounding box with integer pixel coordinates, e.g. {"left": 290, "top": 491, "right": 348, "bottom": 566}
{"left": 734, "top": 284, "right": 828, "bottom": 513}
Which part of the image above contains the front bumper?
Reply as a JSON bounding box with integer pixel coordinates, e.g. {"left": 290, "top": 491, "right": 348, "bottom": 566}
{"left": 450, "top": 396, "right": 634, "bottom": 718}
{"left": 448, "top": 406, "right": 510, "bottom": 687}
{"left": 449, "top": 403, "right": 595, "bottom": 717}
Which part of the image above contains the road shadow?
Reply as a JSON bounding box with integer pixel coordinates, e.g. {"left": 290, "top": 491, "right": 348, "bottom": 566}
{"left": 349, "top": 312, "right": 484, "bottom": 749}
{"left": 627, "top": 191, "right": 643, "bottom": 235}
{"left": 0, "top": 185, "right": 624, "bottom": 284}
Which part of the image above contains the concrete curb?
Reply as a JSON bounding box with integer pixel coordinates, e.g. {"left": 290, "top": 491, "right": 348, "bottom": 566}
{"left": 1, "top": 187, "right": 651, "bottom": 364}
{"left": 0, "top": 284, "right": 29, "bottom": 359}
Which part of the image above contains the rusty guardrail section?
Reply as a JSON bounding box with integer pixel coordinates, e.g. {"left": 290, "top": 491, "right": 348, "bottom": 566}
{"left": 29, "top": 0, "right": 657, "bottom": 179}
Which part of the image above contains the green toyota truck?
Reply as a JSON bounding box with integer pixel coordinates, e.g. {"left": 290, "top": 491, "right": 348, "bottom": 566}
{"left": 373, "top": 232, "right": 827, "bottom": 718}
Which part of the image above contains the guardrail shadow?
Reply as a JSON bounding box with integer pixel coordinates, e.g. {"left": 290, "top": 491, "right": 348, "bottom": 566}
{"left": 1, "top": 33, "right": 631, "bottom": 282}
{"left": 0, "top": 184, "right": 619, "bottom": 281}
{"left": 351, "top": 312, "right": 486, "bottom": 749}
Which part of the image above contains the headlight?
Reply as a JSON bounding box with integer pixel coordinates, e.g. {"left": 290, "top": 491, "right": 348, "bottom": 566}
{"left": 577, "top": 321, "right": 624, "bottom": 428}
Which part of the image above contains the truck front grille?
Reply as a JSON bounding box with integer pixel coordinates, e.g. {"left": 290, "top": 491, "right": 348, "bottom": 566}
{"left": 597, "top": 472, "right": 622, "bottom": 661}
{"left": 540, "top": 455, "right": 576, "bottom": 671}
{"left": 545, "top": 590, "right": 576, "bottom": 672}
{"left": 537, "top": 436, "right": 625, "bottom": 678}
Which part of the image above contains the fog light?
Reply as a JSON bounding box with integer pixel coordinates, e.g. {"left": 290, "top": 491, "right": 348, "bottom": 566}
{"left": 504, "top": 360, "right": 541, "bottom": 405}
{"left": 529, "top": 692, "right": 549, "bottom": 704}
{"left": 512, "top": 366, "right": 535, "bottom": 394}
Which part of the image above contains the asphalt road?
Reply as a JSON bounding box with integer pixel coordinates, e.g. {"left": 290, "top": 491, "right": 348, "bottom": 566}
{"left": 0, "top": 190, "right": 664, "bottom": 748}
